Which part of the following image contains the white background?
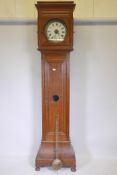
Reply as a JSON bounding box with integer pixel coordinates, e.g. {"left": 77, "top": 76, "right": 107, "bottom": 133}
{"left": 0, "top": 24, "right": 117, "bottom": 164}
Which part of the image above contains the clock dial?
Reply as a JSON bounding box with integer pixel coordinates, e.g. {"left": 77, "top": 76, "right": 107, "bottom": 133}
{"left": 45, "top": 20, "right": 67, "bottom": 43}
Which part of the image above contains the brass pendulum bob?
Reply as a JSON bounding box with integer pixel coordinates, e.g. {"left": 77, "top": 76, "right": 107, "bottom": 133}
{"left": 52, "top": 114, "right": 62, "bottom": 170}
{"left": 52, "top": 158, "right": 62, "bottom": 170}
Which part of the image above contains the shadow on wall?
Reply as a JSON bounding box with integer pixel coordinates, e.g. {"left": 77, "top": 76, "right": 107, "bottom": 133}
{"left": 24, "top": 25, "right": 42, "bottom": 168}
{"left": 70, "top": 25, "right": 94, "bottom": 161}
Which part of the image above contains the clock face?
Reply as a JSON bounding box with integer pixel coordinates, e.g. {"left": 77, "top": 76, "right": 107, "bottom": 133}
{"left": 45, "top": 19, "right": 67, "bottom": 43}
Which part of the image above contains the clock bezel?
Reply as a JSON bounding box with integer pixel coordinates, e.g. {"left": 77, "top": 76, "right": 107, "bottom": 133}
{"left": 44, "top": 18, "right": 68, "bottom": 43}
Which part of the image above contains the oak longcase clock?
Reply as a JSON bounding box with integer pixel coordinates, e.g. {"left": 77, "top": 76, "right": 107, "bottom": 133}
{"left": 35, "top": 1, "right": 76, "bottom": 171}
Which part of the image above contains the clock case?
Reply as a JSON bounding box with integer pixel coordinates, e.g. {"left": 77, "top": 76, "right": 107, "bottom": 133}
{"left": 35, "top": 1, "right": 76, "bottom": 171}
{"left": 36, "top": 1, "right": 75, "bottom": 51}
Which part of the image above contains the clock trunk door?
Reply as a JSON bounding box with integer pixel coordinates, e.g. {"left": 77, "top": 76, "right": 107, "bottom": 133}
{"left": 42, "top": 52, "right": 70, "bottom": 142}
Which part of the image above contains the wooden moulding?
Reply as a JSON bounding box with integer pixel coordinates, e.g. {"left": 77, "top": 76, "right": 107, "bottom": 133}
{"left": 36, "top": 141, "right": 76, "bottom": 171}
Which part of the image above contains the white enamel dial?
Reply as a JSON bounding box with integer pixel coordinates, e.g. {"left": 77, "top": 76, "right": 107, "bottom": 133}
{"left": 45, "top": 20, "right": 67, "bottom": 43}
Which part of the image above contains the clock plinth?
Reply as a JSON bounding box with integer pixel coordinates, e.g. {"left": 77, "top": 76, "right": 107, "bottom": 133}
{"left": 36, "top": 142, "right": 76, "bottom": 171}
{"left": 35, "top": 1, "right": 76, "bottom": 171}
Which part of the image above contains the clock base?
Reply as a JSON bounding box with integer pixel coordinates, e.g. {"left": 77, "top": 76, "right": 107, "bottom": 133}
{"left": 35, "top": 141, "right": 76, "bottom": 171}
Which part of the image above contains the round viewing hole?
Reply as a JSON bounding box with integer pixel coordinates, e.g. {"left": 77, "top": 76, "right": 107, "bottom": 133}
{"left": 53, "top": 95, "right": 59, "bottom": 102}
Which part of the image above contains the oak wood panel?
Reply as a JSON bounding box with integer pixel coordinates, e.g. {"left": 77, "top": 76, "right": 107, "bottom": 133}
{"left": 41, "top": 52, "right": 70, "bottom": 142}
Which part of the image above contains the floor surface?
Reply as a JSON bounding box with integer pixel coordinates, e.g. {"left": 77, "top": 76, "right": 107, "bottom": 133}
{"left": 0, "top": 157, "right": 117, "bottom": 175}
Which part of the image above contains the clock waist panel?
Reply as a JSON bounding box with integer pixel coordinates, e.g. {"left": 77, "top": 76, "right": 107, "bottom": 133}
{"left": 42, "top": 55, "right": 70, "bottom": 140}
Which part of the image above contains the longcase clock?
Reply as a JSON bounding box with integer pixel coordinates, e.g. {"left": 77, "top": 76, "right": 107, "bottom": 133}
{"left": 35, "top": 1, "right": 76, "bottom": 171}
